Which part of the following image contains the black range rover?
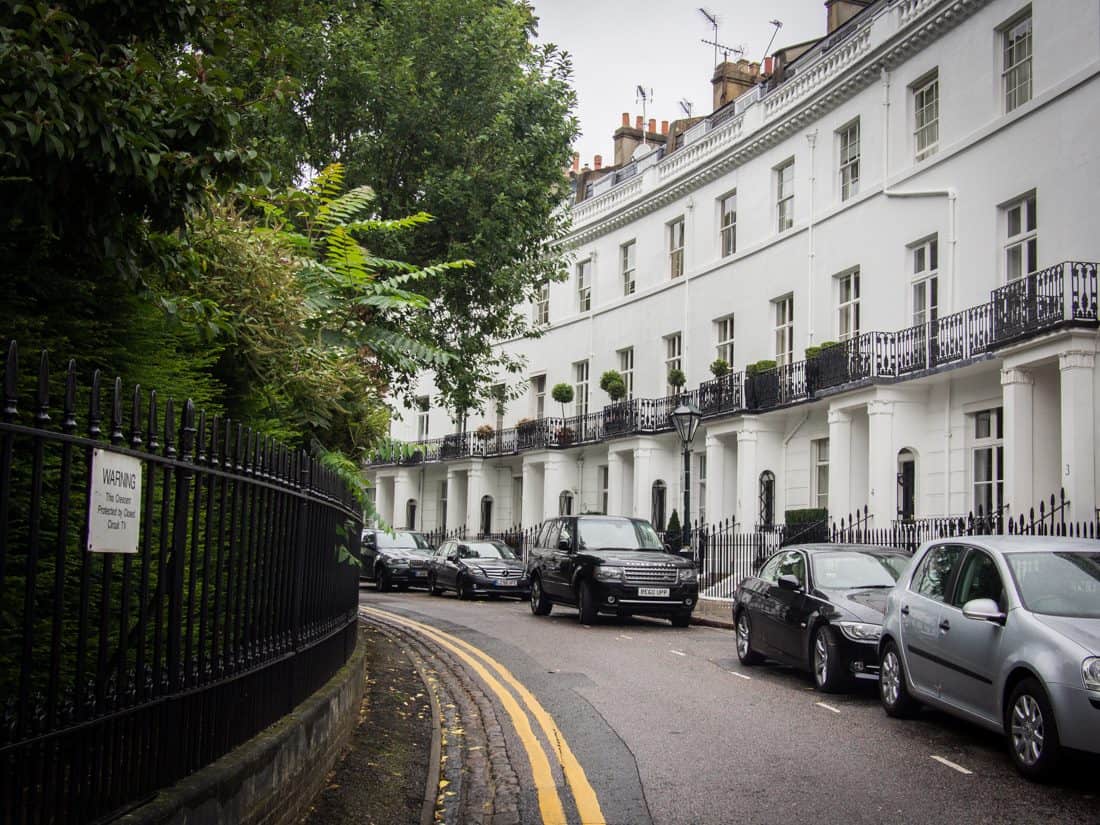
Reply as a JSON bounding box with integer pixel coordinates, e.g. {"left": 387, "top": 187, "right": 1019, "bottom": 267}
{"left": 526, "top": 516, "right": 698, "bottom": 626}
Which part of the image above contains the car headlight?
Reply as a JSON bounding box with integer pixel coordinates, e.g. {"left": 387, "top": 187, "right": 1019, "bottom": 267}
{"left": 389, "top": 558, "right": 409, "bottom": 566}
{"left": 1083, "top": 657, "right": 1100, "bottom": 691}
{"left": 594, "top": 565, "right": 624, "bottom": 582}
{"left": 468, "top": 565, "right": 487, "bottom": 577}
{"left": 678, "top": 568, "right": 698, "bottom": 583}
{"left": 835, "top": 621, "right": 882, "bottom": 642}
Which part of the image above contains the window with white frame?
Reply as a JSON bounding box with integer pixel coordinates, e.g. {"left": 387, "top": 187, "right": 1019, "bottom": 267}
{"left": 913, "top": 72, "right": 939, "bottom": 161}
{"left": 774, "top": 296, "right": 794, "bottom": 367}
{"left": 416, "top": 395, "right": 430, "bottom": 440}
{"left": 1004, "top": 193, "right": 1037, "bottom": 282}
{"left": 911, "top": 237, "right": 939, "bottom": 325}
{"left": 621, "top": 240, "right": 636, "bottom": 295}
{"left": 573, "top": 360, "right": 589, "bottom": 417}
{"left": 1002, "top": 11, "right": 1032, "bottom": 113}
{"left": 971, "top": 408, "right": 1004, "bottom": 515}
{"left": 720, "top": 192, "right": 737, "bottom": 257}
{"left": 812, "top": 438, "right": 830, "bottom": 510}
{"left": 776, "top": 160, "right": 795, "bottom": 231}
{"left": 576, "top": 259, "right": 592, "bottom": 312}
{"left": 664, "top": 332, "right": 682, "bottom": 394}
{"left": 618, "top": 347, "right": 635, "bottom": 400}
{"left": 837, "top": 269, "right": 861, "bottom": 342}
{"left": 669, "top": 218, "right": 685, "bottom": 278}
{"left": 697, "top": 453, "right": 707, "bottom": 523}
{"left": 715, "top": 315, "right": 735, "bottom": 365}
{"left": 599, "top": 465, "right": 609, "bottom": 514}
{"left": 531, "top": 375, "right": 546, "bottom": 419}
{"left": 838, "top": 119, "right": 860, "bottom": 201}
{"left": 534, "top": 282, "right": 549, "bottom": 325}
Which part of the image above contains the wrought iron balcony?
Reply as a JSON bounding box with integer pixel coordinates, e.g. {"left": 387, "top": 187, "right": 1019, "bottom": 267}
{"left": 367, "top": 261, "right": 1097, "bottom": 467}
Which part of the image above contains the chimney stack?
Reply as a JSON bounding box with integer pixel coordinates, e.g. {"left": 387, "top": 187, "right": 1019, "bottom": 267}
{"left": 635, "top": 115, "right": 643, "bottom": 130}
{"left": 711, "top": 59, "right": 760, "bottom": 111}
{"left": 594, "top": 155, "right": 603, "bottom": 170}
{"left": 661, "top": 120, "right": 669, "bottom": 135}
{"left": 825, "top": 0, "right": 871, "bottom": 33}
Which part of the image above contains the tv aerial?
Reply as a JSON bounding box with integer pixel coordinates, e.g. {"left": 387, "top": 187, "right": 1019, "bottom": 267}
{"left": 701, "top": 37, "right": 744, "bottom": 64}
{"left": 762, "top": 19, "right": 783, "bottom": 63}
{"left": 635, "top": 85, "right": 654, "bottom": 145}
{"left": 699, "top": 8, "right": 720, "bottom": 67}
{"left": 679, "top": 98, "right": 694, "bottom": 118}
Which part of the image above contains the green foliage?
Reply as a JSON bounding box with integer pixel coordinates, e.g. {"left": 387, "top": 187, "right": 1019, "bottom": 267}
{"left": 222, "top": 0, "right": 579, "bottom": 419}
{"left": 551, "top": 382, "right": 573, "bottom": 419}
{"left": 665, "top": 509, "right": 681, "bottom": 547}
{"left": 747, "top": 360, "right": 778, "bottom": 376}
{"left": 667, "top": 368, "right": 686, "bottom": 389}
{"left": 709, "top": 358, "right": 730, "bottom": 378}
{"left": 599, "top": 369, "right": 626, "bottom": 401}
{"left": 785, "top": 508, "right": 829, "bottom": 527}
{"left": 819, "top": 340, "right": 840, "bottom": 350}
{"left": 804, "top": 346, "right": 822, "bottom": 360}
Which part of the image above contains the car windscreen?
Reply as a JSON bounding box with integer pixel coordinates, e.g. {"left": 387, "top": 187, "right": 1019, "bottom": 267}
{"left": 576, "top": 519, "right": 663, "bottom": 551}
{"left": 461, "top": 542, "right": 517, "bottom": 560}
{"left": 1006, "top": 551, "right": 1100, "bottom": 619}
{"left": 811, "top": 551, "right": 907, "bottom": 589}
{"left": 376, "top": 531, "right": 432, "bottom": 552}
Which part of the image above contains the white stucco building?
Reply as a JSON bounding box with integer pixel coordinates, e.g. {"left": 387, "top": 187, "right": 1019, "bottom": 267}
{"left": 368, "top": 0, "right": 1100, "bottom": 537}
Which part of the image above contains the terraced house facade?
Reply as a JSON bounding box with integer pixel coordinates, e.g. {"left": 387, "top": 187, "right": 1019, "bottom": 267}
{"left": 368, "top": 0, "right": 1100, "bottom": 538}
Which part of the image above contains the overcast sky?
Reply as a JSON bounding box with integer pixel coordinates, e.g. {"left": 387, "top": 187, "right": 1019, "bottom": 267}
{"left": 529, "top": 0, "right": 832, "bottom": 166}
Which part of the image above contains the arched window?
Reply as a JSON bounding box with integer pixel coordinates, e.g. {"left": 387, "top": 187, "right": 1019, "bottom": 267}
{"left": 651, "top": 480, "right": 667, "bottom": 531}
{"left": 480, "top": 495, "right": 493, "bottom": 535}
{"left": 897, "top": 449, "right": 917, "bottom": 521}
{"left": 759, "top": 471, "right": 775, "bottom": 529}
{"left": 405, "top": 498, "right": 418, "bottom": 530}
{"left": 558, "top": 490, "right": 574, "bottom": 516}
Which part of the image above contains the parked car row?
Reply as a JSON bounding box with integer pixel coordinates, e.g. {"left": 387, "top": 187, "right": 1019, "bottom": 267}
{"left": 362, "top": 515, "right": 700, "bottom": 626}
{"left": 733, "top": 537, "right": 1100, "bottom": 781}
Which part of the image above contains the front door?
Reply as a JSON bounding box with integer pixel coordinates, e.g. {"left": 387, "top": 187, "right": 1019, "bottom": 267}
{"left": 898, "top": 457, "right": 915, "bottom": 520}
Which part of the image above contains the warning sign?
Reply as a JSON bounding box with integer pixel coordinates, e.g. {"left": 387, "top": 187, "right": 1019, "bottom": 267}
{"left": 88, "top": 448, "right": 143, "bottom": 554}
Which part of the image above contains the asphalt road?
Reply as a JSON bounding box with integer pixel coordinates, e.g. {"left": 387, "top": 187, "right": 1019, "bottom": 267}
{"left": 359, "top": 586, "right": 1099, "bottom": 825}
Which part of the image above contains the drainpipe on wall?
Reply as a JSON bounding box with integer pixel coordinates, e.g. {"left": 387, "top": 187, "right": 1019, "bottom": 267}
{"left": 883, "top": 187, "right": 958, "bottom": 320}
{"left": 684, "top": 196, "right": 695, "bottom": 381}
{"left": 806, "top": 130, "right": 818, "bottom": 346}
{"left": 881, "top": 67, "right": 890, "bottom": 184}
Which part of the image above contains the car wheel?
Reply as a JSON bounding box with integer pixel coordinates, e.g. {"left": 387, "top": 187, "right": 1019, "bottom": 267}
{"left": 376, "top": 566, "right": 391, "bottom": 593}
{"left": 428, "top": 574, "right": 441, "bottom": 596}
{"left": 577, "top": 580, "right": 598, "bottom": 625}
{"left": 812, "top": 625, "right": 850, "bottom": 693}
{"left": 458, "top": 575, "right": 474, "bottom": 601}
{"left": 530, "top": 577, "right": 552, "bottom": 616}
{"left": 670, "top": 612, "right": 691, "bottom": 628}
{"left": 1007, "top": 678, "right": 1062, "bottom": 781}
{"left": 879, "top": 641, "right": 919, "bottom": 718}
{"left": 735, "top": 610, "right": 764, "bottom": 666}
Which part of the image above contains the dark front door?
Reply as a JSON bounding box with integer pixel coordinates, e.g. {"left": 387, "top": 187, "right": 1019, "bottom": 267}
{"left": 898, "top": 459, "right": 915, "bottom": 520}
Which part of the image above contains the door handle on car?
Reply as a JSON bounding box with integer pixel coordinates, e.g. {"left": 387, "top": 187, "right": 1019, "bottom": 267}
{"left": 939, "top": 619, "right": 951, "bottom": 631}
{"left": 900, "top": 605, "right": 910, "bottom": 616}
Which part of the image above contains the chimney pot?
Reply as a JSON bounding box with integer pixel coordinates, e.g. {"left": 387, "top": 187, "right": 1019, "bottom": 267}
{"left": 648, "top": 118, "right": 656, "bottom": 134}
{"left": 571, "top": 152, "right": 580, "bottom": 172}
{"left": 594, "top": 155, "right": 603, "bottom": 170}
{"left": 622, "top": 112, "right": 630, "bottom": 127}
{"left": 661, "top": 120, "right": 669, "bottom": 135}
{"left": 635, "top": 115, "right": 643, "bottom": 129}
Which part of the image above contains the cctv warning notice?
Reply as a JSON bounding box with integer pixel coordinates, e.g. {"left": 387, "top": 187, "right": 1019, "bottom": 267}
{"left": 87, "top": 448, "right": 143, "bottom": 554}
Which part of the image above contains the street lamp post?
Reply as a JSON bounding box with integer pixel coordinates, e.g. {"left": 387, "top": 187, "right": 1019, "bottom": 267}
{"left": 669, "top": 402, "right": 702, "bottom": 558}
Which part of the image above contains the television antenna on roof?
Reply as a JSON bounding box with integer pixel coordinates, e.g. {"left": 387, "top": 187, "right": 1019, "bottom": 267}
{"left": 699, "top": 8, "right": 720, "bottom": 67}
{"left": 762, "top": 19, "right": 783, "bottom": 64}
{"left": 636, "top": 85, "right": 654, "bottom": 146}
{"left": 679, "top": 98, "right": 693, "bottom": 118}
{"left": 701, "top": 37, "right": 744, "bottom": 64}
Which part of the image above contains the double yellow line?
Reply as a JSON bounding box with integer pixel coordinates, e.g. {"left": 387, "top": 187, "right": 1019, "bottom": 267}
{"left": 361, "top": 606, "right": 605, "bottom": 825}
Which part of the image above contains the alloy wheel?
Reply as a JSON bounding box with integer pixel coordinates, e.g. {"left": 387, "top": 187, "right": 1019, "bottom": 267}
{"left": 736, "top": 614, "right": 750, "bottom": 658}
{"left": 881, "top": 650, "right": 901, "bottom": 707}
{"left": 1011, "top": 694, "right": 1045, "bottom": 767}
{"left": 814, "top": 633, "right": 828, "bottom": 687}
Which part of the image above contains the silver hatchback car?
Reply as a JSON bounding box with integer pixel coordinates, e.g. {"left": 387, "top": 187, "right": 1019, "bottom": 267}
{"left": 878, "top": 536, "right": 1100, "bottom": 780}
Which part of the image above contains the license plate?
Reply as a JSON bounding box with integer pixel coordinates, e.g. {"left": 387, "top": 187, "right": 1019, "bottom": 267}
{"left": 413, "top": 570, "right": 427, "bottom": 577}
{"left": 638, "top": 587, "right": 670, "bottom": 597}
{"left": 493, "top": 579, "right": 517, "bottom": 587}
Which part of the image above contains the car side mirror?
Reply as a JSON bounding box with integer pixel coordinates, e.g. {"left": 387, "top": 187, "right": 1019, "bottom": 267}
{"left": 447, "top": 552, "right": 459, "bottom": 563}
{"left": 557, "top": 538, "right": 571, "bottom": 552}
{"left": 777, "top": 574, "right": 801, "bottom": 592}
{"left": 364, "top": 535, "right": 377, "bottom": 550}
{"left": 962, "top": 597, "right": 1006, "bottom": 625}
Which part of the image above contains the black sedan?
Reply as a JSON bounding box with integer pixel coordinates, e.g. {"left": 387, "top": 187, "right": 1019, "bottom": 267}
{"left": 733, "top": 544, "right": 910, "bottom": 692}
{"left": 428, "top": 539, "right": 529, "bottom": 600}
{"left": 361, "top": 528, "right": 434, "bottom": 591}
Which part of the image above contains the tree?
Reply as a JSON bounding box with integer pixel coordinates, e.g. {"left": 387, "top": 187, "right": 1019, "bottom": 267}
{"left": 667, "top": 368, "right": 687, "bottom": 392}
{"left": 709, "top": 359, "right": 731, "bottom": 378}
{"left": 600, "top": 369, "right": 626, "bottom": 402}
{"left": 551, "top": 382, "right": 574, "bottom": 419}
{"left": 222, "top": 0, "right": 579, "bottom": 418}
{"left": 665, "top": 509, "right": 682, "bottom": 549}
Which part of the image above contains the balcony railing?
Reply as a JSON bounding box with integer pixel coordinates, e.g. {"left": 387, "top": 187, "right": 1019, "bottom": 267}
{"left": 367, "top": 262, "right": 1098, "bottom": 466}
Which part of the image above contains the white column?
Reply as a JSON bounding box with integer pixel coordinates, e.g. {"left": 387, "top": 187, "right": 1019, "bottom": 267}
{"left": 607, "top": 451, "right": 625, "bottom": 516}
{"left": 705, "top": 435, "right": 726, "bottom": 524}
{"left": 1001, "top": 367, "right": 1035, "bottom": 515}
{"left": 445, "top": 468, "right": 463, "bottom": 532}
{"left": 631, "top": 447, "right": 653, "bottom": 520}
{"left": 543, "top": 454, "right": 566, "bottom": 518}
{"left": 827, "top": 409, "right": 853, "bottom": 522}
{"left": 466, "top": 463, "right": 485, "bottom": 533}
{"left": 375, "top": 476, "right": 394, "bottom": 528}
{"left": 392, "top": 470, "right": 418, "bottom": 529}
{"left": 867, "top": 400, "right": 895, "bottom": 526}
{"left": 521, "top": 459, "right": 543, "bottom": 527}
{"left": 1059, "top": 351, "right": 1096, "bottom": 521}
{"left": 735, "top": 428, "right": 758, "bottom": 528}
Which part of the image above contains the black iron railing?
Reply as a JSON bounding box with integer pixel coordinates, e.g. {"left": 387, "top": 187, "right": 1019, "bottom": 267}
{"left": 0, "top": 341, "right": 362, "bottom": 825}
{"left": 367, "top": 261, "right": 1098, "bottom": 466}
